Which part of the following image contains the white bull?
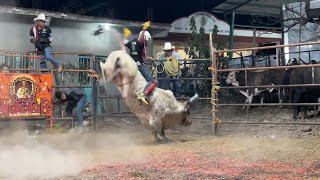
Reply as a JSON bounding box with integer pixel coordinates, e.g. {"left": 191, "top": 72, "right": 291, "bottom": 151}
{"left": 100, "top": 50, "right": 198, "bottom": 143}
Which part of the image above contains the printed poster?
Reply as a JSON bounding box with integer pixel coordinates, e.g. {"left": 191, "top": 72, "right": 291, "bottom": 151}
{"left": 0, "top": 73, "right": 53, "bottom": 119}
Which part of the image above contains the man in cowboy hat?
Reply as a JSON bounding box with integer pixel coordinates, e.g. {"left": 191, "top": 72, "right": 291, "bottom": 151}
{"left": 122, "top": 21, "right": 158, "bottom": 104}
{"left": 159, "top": 42, "right": 183, "bottom": 97}
{"left": 30, "top": 13, "right": 62, "bottom": 72}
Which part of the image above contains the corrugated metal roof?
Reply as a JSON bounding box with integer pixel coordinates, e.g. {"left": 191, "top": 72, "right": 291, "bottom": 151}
{"left": 212, "top": 0, "right": 305, "bottom": 17}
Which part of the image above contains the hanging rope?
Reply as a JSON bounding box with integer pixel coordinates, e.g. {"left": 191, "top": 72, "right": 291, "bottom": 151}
{"left": 214, "top": 117, "right": 222, "bottom": 124}
{"left": 151, "top": 62, "right": 164, "bottom": 77}
{"left": 87, "top": 69, "right": 100, "bottom": 81}
{"left": 211, "top": 81, "right": 221, "bottom": 93}
{"left": 164, "top": 57, "right": 179, "bottom": 77}
{"left": 148, "top": 57, "right": 164, "bottom": 78}
{"left": 209, "top": 66, "right": 222, "bottom": 124}
{"left": 155, "top": 63, "right": 165, "bottom": 74}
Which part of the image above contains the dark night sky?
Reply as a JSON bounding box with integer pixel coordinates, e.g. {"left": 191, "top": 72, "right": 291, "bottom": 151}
{"left": 1, "top": 0, "right": 226, "bottom": 23}
{"left": 0, "top": 0, "right": 280, "bottom": 27}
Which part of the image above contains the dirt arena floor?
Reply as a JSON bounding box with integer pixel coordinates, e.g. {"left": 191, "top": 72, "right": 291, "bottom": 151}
{"left": 1, "top": 105, "right": 320, "bottom": 180}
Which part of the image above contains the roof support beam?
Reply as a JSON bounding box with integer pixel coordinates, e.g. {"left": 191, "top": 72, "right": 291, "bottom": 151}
{"left": 212, "top": 9, "right": 279, "bottom": 17}
{"left": 224, "top": 0, "right": 254, "bottom": 15}
{"left": 228, "top": 10, "right": 235, "bottom": 60}
{"left": 223, "top": 1, "right": 280, "bottom": 9}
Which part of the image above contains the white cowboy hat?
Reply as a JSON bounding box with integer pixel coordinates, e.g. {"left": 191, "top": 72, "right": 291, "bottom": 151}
{"left": 162, "top": 42, "right": 174, "bottom": 51}
{"left": 33, "top": 13, "right": 48, "bottom": 22}
{"left": 138, "top": 30, "right": 152, "bottom": 42}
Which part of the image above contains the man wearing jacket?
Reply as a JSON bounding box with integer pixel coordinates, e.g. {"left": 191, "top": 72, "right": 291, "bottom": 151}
{"left": 30, "top": 13, "right": 62, "bottom": 72}
{"left": 55, "top": 88, "right": 87, "bottom": 129}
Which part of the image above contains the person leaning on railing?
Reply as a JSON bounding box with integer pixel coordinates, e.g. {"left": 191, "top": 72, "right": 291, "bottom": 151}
{"left": 0, "top": 64, "right": 10, "bottom": 73}
{"left": 30, "top": 13, "right": 62, "bottom": 73}
{"left": 0, "top": 64, "right": 11, "bottom": 99}
{"left": 55, "top": 88, "right": 87, "bottom": 131}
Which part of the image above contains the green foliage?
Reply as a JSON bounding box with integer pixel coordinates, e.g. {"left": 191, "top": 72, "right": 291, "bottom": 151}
{"left": 185, "top": 16, "right": 209, "bottom": 59}
{"left": 184, "top": 16, "right": 228, "bottom": 67}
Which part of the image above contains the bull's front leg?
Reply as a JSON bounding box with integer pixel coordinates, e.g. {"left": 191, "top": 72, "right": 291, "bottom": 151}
{"left": 159, "top": 129, "right": 174, "bottom": 143}
{"left": 303, "top": 107, "right": 308, "bottom": 119}
{"left": 149, "top": 115, "right": 162, "bottom": 143}
{"left": 292, "top": 89, "right": 302, "bottom": 120}
{"left": 151, "top": 130, "right": 161, "bottom": 143}
{"left": 259, "top": 96, "right": 264, "bottom": 107}
{"left": 293, "top": 106, "right": 302, "bottom": 120}
{"left": 242, "top": 98, "right": 248, "bottom": 110}
{"left": 107, "top": 57, "right": 122, "bottom": 82}
{"left": 278, "top": 88, "right": 284, "bottom": 109}
{"left": 246, "top": 94, "right": 253, "bottom": 110}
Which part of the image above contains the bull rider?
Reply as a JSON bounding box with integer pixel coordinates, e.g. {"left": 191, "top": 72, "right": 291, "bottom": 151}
{"left": 122, "top": 21, "right": 158, "bottom": 105}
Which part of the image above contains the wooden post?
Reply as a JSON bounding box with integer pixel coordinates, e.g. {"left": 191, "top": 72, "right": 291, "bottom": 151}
{"left": 50, "top": 71, "right": 54, "bottom": 134}
{"left": 252, "top": 28, "right": 256, "bottom": 67}
{"left": 209, "top": 32, "right": 219, "bottom": 135}
{"left": 50, "top": 115, "right": 53, "bottom": 134}
{"left": 276, "top": 47, "right": 279, "bottom": 66}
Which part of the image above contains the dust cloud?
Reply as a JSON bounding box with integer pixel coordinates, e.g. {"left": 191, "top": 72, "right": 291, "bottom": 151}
{"left": 0, "top": 129, "right": 145, "bottom": 180}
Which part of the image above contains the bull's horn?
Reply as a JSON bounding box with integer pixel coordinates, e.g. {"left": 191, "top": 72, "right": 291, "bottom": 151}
{"left": 188, "top": 93, "right": 199, "bottom": 103}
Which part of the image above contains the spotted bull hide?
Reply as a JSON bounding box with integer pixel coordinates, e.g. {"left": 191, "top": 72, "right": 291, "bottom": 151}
{"left": 225, "top": 69, "right": 286, "bottom": 110}
{"left": 100, "top": 50, "right": 198, "bottom": 143}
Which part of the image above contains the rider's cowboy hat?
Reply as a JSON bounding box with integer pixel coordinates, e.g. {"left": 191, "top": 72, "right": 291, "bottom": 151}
{"left": 162, "top": 42, "right": 174, "bottom": 51}
{"left": 33, "top": 13, "right": 48, "bottom": 22}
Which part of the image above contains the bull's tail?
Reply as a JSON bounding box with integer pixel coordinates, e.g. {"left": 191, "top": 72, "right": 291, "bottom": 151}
{"left": 188, "top": 93, "right": 199, "bottom": 104}
{"left": 100, "top": 61, "right": 107, "bottom": 86}
{"left": 184, "top": 93, "right": 199, "bottom": 113}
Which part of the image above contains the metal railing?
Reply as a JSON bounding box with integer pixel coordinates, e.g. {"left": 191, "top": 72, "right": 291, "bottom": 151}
{"left": 0, "top": 50, "right": 98, "bottom": 132}
{"left": 4, "top": 41, "right": 320, "bottom": 135}
{"left": 211, "top": 38, "right": 320, "bottom": 135}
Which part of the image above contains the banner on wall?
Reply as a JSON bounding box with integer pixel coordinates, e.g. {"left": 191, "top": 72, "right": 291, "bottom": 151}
{"left": 169, "top": 12, "right": 230, "bottom": 35}
{"left": 0, "top": 73, "right": 53, "bottom": 119}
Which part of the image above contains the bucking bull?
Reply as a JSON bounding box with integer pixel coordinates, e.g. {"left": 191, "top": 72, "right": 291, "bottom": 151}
{"left": 100, "top": 50, "right": 198, "bottom": 143}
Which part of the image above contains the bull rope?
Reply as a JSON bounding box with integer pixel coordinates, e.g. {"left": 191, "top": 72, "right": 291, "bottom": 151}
{"left": 164, "top": 57, "right": 179, "bottom": 77}
{"left": 209, "top": 67, "right": 222, "bottom": 125}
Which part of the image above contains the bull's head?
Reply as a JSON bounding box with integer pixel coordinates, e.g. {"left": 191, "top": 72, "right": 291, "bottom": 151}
{"left": 180, "top": 93, "right": 199, "bottom": 126}
{"left": 225, "top": 71, "right": 239, "bottom": 86}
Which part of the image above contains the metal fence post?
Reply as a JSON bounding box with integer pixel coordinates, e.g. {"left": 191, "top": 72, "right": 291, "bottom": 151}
{"left": 91, "top": 54, "right": 98, "bottom": 131}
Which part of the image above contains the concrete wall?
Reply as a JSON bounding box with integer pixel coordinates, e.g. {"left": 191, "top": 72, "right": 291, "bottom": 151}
{"left": 0, "top": 13, "right": 122, "bottom": 55}
{"left": 0, "top": 13, "right": 137, "bottom": 115}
